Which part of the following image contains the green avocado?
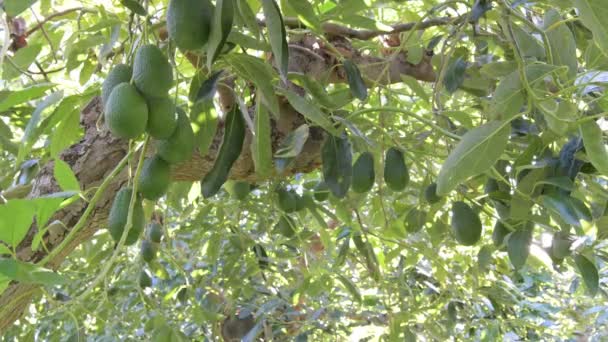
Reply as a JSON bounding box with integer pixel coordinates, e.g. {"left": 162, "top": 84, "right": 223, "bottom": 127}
{"left": 141, "top": 239, "right": 157, "bottom": 263}
{"left": 492, "top": 221, "right": 509, "bottom": 247}
{"left": 405, "top": 208, "right": 427, "bottom": 233}
{"left": 133, "top": 44, "right": 173, "bottom": 98}
{"left": 156, "top": 108, "right": 195, "bottom": 164}
{"left": 108, "top": 187, "right": 145, "bottom": 245}
{"left": 148, "top": 222, "right": 163, "bottom": 243}
{"left": 147, "top": 97, "right": 177, "bottom": 139}
{"left": 101, "top": 64, "right": 132, "bottom": 105}
{"left": 138, "top": 155, "right": 171, "bottom": 200}
{"left": 352, "top": 152, "right": 375, "bottom": 193}
{"left": 104, "top": 83, "right": 148, "bottom": 139}
{"left": 450, "top": 201, "right": 482, "bottom": 246}
{"left": 384, "top": 147, "right": 409, "bottom": 191}
{"left": 167, "top": 0, "right": 212, "bottom": 50}
{"left": 424, "top": 182, "right": 442, "bottom": 204}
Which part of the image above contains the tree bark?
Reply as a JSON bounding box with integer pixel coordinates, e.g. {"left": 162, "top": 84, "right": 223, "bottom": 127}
{"left": 0, "top": 36, "right": 435, "bottom": 332}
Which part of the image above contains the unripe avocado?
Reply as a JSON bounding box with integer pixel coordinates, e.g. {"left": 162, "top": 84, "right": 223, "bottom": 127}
{"left": 492, "top": 221, "right": 509, "bottom": 247}
{"left": 384, "top": 147, "right": 409, "bottom": 191}
{"left": 102, "top": 64, "right": 132, "bottom": 105}
{"left": 137, "top": 155, "right": 171, "bottom": 200}
{"left": 551, "top": 232, "right": 572, "bottom": 259}
{"left": 104, "top": 83, "right": 148, "bottom": 139}
{"left": 133, "top": 44, "right": 173, "bottom": 98}
{"left": 147, "top": 97, "right": 177, "bottom": 139}
{"left": 108, "top": 187, "right": 145, "bottom": 245}
{"left": 424, "top": 182, "right": 442, "bottom": 204}
{"left": 352, "top": 152, "right": 375, "bottom": 193}
{"left": 450, "top": 201, "right": 482, "bottom": 246}
{"left": 405, "top": 208, "right": 427, "bottom": 233}
{"left": 141, "top": 239, "right": 157, "bottom": 263}
{"left": 148, "top": 222, "right": 163, "bottom": 243}
{"left": 139, "top": 270, "right": 152, "bottom": 288}
{"left": 156, "top": 108, "right": 195, "bottom": 164}
{"left": 313, "top": 182, "right": 329, "bottom": 202}
{"left": 167, "top": 0, "right": 212, "bottom": 50}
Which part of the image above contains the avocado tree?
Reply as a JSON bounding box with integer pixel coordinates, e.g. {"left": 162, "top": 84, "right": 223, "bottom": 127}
{"left": 0, "top": 0, "right": 607, "bottom": 340}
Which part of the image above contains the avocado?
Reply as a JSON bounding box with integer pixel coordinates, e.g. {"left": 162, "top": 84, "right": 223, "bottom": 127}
{"left": 156, "top": 108, "right": 195, "bottom": 164}
{"left": 137, "top": 155, "right": 171, "bottom": 200}
{"left": 133, "top": 44, "right": 173, "bottom": 98}
{"left": 101, "top": 64, "right": 132, "bottom": 105}
{"left": 147, "top": 97, "right": 177, "bottom": 139}
{"left": 148, "top": 222, "right": 163, "bottom": 243}
{"left": 384, "top": 147, "right": 409, "bottom": 191}
{"left": 104, "top": 83, "right": 148, "bottom": 139}
{"left": 405, "top": 208, "right": 427, "bottom": 233}
{"left": 492, "top": 221, "right": 509, "bottom": 247}
{"left": 141, "top": 239, "right": 157, "bottom": 263}
{"left": 108, "top": 187, "right": 145, "bottom": 245}
{"left": 167, "top": 0, "right": 212, "bottom": 50}
{"left": 352, "top": 152, "right": 375, "bottom": 193}
{"left": 450, "top": 201, "right": 482, "bottom": 246}
{"left": 424, "top": 182, "right": 442, "bottom": 204}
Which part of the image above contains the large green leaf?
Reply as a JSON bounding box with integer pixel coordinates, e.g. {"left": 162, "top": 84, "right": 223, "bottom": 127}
{"left": 53, "top": 159, "right": 80, "bottom": 191}
{"left": 322, "top": 134, "right": 352, "bottom": 198}
{"left": 574, "top": 254, "right": 599, "bottom": 296}
{"left": 574, "top": 0, "right": 608, "bottom": 58}
{"left": 283, "top": 89, "right": 337, "bottom": 134}
{"left": 543, "top": 9, "right": 577, "bottom": 80}
{"left": 261, "top": 0, "right": 289, "bottom": 81}
{"left": 436, "top": 121, "right": 511, "bottom": 195}
{"left": 3, "top": 44, "right": 42, "bottom": 81}
{"left": 4, "top": 0, "right": 39, "bottom": 16}
{"left": 0, "top": 200, "right": 36, "bottom": 248}
{"left": 251, "top": 103, "right": 273, "bottom": 178}
{"left": 206, "top": 0, "right": 234, "bottom": 68}
{"left": 488, "top": 71, "right": 523, "bottom": 120}
{"left": 0, "top": 83, "right": 53, "bottom": 112}
{"left": 343, "top": 59, "right": 367, "bottom": 101}
{"left": 0, "top": 259, "right": 68, "bottom": 285}
{"left": 580, "top": 120, "right": 608, "bottom": 176}
{"left": 507, "top": 229, "right": 532, "bottom": 269}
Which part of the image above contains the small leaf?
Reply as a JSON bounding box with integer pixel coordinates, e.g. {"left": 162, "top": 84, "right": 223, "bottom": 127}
{"left": 261, "top": 0, "right": 289, "bottom": 81}
{"left": 574, "top": 254, "right": 599, "bottom": 296}
{"left": 436, "top": 121, "right": 510, "bottom": 195}
{"left": 443, "top": 57, "right": 467, "bottom": 93}
{"left": 18, "top": 91, "right": 64, "bottom": 165}
{"left": 286, "top": 0, "right": 320, "bottom": 30}
{"left": 343, "top": 59, "right": 367, "bottom": 101}
{"left": 206, "top": 0, "right": 234, "bottom": 68}
{"left": 283, "top": 90, "right": 337, "bottom": 134}
{"left": 0, "top": 259, "right": 68, "bottom": 285}
{"left": 580, "top": 120, "right": 608, "bottom": 176}
{"left": 0, "top": 200, "right": 36, "bottom": 248}
{"left": 53, "top": 159, "right": 80, "bottom": 191}
{"left": 507, "top": 229, "right": 532, "bottom": 269}
{"left": 4, "top": 0, "right": 39, "bottom": 16}
{"left": 322, "top": 134, "right": 352, "bottom": 198}
{"left": 195, "top": 70, "right": 224, "bottom": 103}
{"left": 120, "top": 0, "right": 147, "bottom": 15}
{"left": 251, "top": 103, "right": 273, "bottom": 178}
{"left": 274, "top": 125, "right": 309, "bottom": 158}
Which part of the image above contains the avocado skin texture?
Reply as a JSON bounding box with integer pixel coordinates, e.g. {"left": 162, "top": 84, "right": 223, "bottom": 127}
{"left": 384, "top": 147, "right": 409, "bottom": 191}
{"left": 148, "top": 222, "right": 163, "bottom": 243}
{"left": 424, "top": 182, "right": 442, "bottom": 204}
{"left": 352, "top": 152, "right": 375, "bottom": 193}
{"left": 450, "top": 201, "right": 482, "bottom": 246}
{"left": 108, "top": 187, "right": 145, "bottom": 245}
{"left": 313, "top": 182, "right": 329, "bottom": 201}
{"left": 138, "top": 155, "right": 171, "bottom": 200}
{"left": 147, "top": 97, "right": 177, "bottom": 139}
{"left": 104, "top": 83, "right": 148, "bottom": 139}
{"left": 133, "top": 44, "right": 173, "bottom": 98}
{"left": 141, "top": 239, "right": 157, "bottom": 263}
{"left": 156, "top": 108, "right": 195, "bottom": 164}
{"left": 101, "top": 64, "right": 132, "bottom": 105}
{"left": 167, "top": 0, "right": 212, "bottom": 50}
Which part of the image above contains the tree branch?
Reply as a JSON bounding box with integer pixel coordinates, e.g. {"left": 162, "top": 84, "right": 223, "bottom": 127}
{"left": 26, "top": 7, "right": 95, "bottom": 36}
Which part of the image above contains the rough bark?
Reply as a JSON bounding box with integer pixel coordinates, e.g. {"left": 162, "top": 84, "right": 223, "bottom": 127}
{"left": 0, "top": 35, "right": 435, "bottom": 332}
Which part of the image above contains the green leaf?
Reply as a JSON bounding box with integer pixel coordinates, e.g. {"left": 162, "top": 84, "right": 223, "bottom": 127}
{"left": 574, "top": 0, "right": 608, "bottom": 58}
{"left": 50, "top": 107, "right": 81, "bottom": 157}
{"left": 507, "top": 229, "right": 532, "bottom": 269}
{"left": 225, "top": 54, "right": 280, "bottom": 117}
{"left": 541, "top": 194, "right": 581, "bottom": 227}
{"left": 120, "top": 0, "right": 147, "bottom": 15}
{"left": 336, "top": 274, "right": 362, "bottom": 303}
{"left": 488, "top": 70, "right": 523, "bottom": 120}
{"left": 322, "top": 134, "right": 352, "bottom": 198}
{"left": 580, "top": 120, "right": 608, "bottom": 176}
{"left": 286, "top": 0, "right": 321, "bottom": 31}
{"left": 191, "top": 101, "right": 219, "bottom": 157}
{"left": 275, "top": 124, "right": 309, "bottom": 158}
{"left": 574, "top": 254, "right": 599, "bottom": 296}
{"left": 509, "top": 21, "right": 546, "bottom": 59}
{"left": 4, "top": 0, "right": 39, "bottom": 16}
{"left": 261, "top": 0, "right": 289, "bottom": 81}
{"left": 251, "top": 103, "right": 273, "bottom": 178}
{"left": 0, "top": 259, "right": 68, "bottom": 285}
{"left": 236, "top": 0, "right": 261, "bottom": 38}
{"left": 543, "top": 9, "right": 577, "bottom": 80}
{"left": 53, "top": 159, "right": 80, "bottom": 191}
{"left": 401, "top": 75, "right": 429, "bottom": 103}
{"left": 436, "top": 121, "right": 510, "bottom": 195}
{"left": 201, "top": 106, "right": 245, "bottom": 198}
{"left": 443, "top": 57, "right": 467, "bottom": 93}
{"left": 3, "top": 44, "right": 42, "bottom": 81}
{"left": 283, "top": 89, "right": 337, "bottom": 134}
{"left": 0, "top": 83, "right": 53, "bottom": 112}
{"left": 195, "top": 70, "right": 224, "bottom": 103}
{"left": 0, "top": 200, "right": 36, "bottom": 248}
{"left": 343, "top": 59, "right": 367, "bottom": 101}
{"left": 207, "top": 0, "right": 235, "bottom": 68}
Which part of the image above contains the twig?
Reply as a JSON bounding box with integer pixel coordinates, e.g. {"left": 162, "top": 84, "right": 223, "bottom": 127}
{"left": 26, "top": 7, "right": 95, "bottom": 36}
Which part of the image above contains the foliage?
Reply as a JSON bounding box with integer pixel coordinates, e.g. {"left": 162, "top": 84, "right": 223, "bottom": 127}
{"left": 1, "top": 0, "right": 608, "bottom": 340}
